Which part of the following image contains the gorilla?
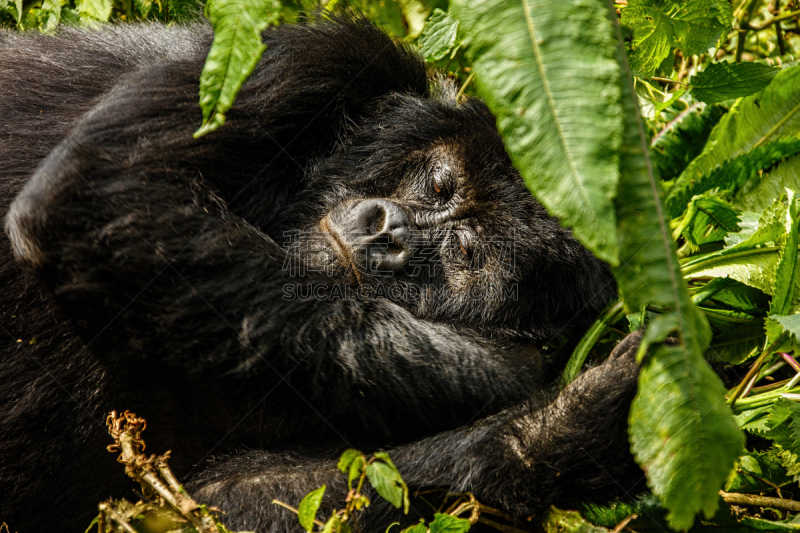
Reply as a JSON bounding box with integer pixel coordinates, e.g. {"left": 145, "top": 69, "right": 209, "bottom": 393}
{"left": 0, "top": 16, "right": 644, "bottom": 532}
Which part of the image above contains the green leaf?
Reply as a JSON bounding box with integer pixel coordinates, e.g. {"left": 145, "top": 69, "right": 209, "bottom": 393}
{"left": 0, "top": 0, "right": 22, "bottom": 24}
{"left": 542, "top": 506, "right": 608, "bottom": 533}
{"left": 418, "top": 9, "right": 459, "bottom": 61}
{"left": 347, "top": 456, "right": 364, "bottom": 489}
{"left": 769, "top": 190, "right": 798, "bottom": 316}
{"left": 75, "top": 0, "right": 110, "bottom": 23}
{"left": 37, "top": 0, "right": 62, "bottom": 32}
{"left": 429, "top": 514, "right": 471, "bottom": 533}
{"left": 669, "top": 137, "right": 800, "bottom": 218}
{"left": 770, "top": 314, "right": 800, "bottom": 346}
{"left": 673, "top": 193, "right": 741, "bottom": 253}
{"left": 735, "top": 154, "right": 800, "bottom": 213}
{"left": 622, "top": 0, "right": 731, "bottom": 77}
{"left": 691, "top": 62, "right": 779, "bottom": 104}
{"left": 611, "top": 10, "right": 743, "bottom": 529}
{"left": 195, "top": 0, "right": 281, "bottom": 137}
{"left": 298, "top": 486, "right": 325, "bottom": 533}
{"left": 684, "top": 195, "right": 796, "bottom": 300}
{"left": 449, "top": 0, "right": 622, "bottom": 265}
{"left": 706, "top": 321, "right": 764, "bottom": 364}
{"left": 668, "top": 65, "right": 800, "bottom": 216}
{"left": 725, "top": 449, "right": 793, "bottom": 493}
{"left": 651, "top": 103, "right": 726, "bottom": 182}
{"left": 366, "top": 461, "right": 405, "bottom": 510}
{"left": 337, "top": 449, "right": 362, "bottom": 474}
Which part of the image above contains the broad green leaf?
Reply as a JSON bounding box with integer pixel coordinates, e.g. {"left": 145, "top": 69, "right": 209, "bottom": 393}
{"left": 429, "top": 514, "right": 471, "bottom": 533}
{"left": 542, "top": 507, "right": 607, "bottom": 533}
{"left": 691, "top": 62, "right": 779, "bottom": 104}
{"left": 371, "top": 453, "right": 408, "bottom": 513}
{"left": 195, "top": 0, "right": 281, "bottom": 137}
{"left": 348, "top": 456, "right": 364, "bottom": 488}
{"left": 668, "top": 65, "right": 800, "bottom": 216}
{"left": 298, "top": 486, "right": 325, "bottom": 533}
{"left": 337, "top": 449, "right": 362, "bottom": 474}
{"left": 673, "top": 193, "right": 741, "bottom": 253}
{"left": 622, "top": 0, "right": 731, "bottom": 77}
{"left": 770, "top": 314, "right": 800, "bottom": 345}
{"left": 705, "top": 323, "right": 764, "bottom": 366}
{"left": 37, "top": 0, "right": 62, "bottom": 32}
{"left": 366, "top": 461, "right": 404, "bottom": 510}
{"left": 669, "top": 137, "right": 800, "bottom": 218}
{"left": 651, "top": 103, "right": 725, "bottom": 182}
{"left": 449, "top": 0, "right": 622, "bottom": 265}
{"left": 684, "top": 195, "right": 796, "bottom": 300}
{"left": 418, "top": 9, "right": 459, "bottom": 61}
{"left": 611, "top": 10, "right": 743, "bottom": 528}
{"left": 75, "top": 0, "right": 110, "bottom": 23}
{"left": 735, "top": 154, "right": 800, "bottom": 213}
{"left": 725, "top": 449, "right": 793, "bottom": 493}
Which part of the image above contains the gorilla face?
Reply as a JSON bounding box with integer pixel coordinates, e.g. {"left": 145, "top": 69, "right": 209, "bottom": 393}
{"left": 281, "top": 89, "right": 614, "bottom": 341}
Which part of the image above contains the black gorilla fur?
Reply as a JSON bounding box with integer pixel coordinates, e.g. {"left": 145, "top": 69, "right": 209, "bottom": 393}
{"left": 0, "top": 18, "right": 645, "bottom": 532}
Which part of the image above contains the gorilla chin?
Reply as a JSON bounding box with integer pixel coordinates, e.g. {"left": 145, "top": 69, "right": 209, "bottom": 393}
{"left": 0, "top": 15, "right": 642, "bottom": 533}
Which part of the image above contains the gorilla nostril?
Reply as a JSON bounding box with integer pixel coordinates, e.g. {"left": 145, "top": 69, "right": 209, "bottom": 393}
{"left": 365, "top": 206, "right": 386, "bottom": 235}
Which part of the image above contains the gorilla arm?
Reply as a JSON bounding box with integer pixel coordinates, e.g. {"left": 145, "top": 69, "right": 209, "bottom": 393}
{"left": 187, "top": 334, "right": 643, "bottom": 533}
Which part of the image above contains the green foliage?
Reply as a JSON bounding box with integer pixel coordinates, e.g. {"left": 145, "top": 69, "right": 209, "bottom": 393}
{"left": 299, "top": 486, "right": 326, "bottom": 532}
{"left": 621, "top": 0, "right": 732, "bottom": 77}
{"left": 650, "top": 103, "right": 726, "bottom": 182}
{"left": 194, "top": 0, "right": 280, "bottom": 137}
{"left": 449, "top": 0, "right": 623, "bottom": 265}
{"left": 668, "top": 65, "right": 800, "bottom": 217}
{"left": 690, "top": 62, "right": 779, "bottom": 104}
{"left": 417, "top": 8, "right": 457, "bottom": 61}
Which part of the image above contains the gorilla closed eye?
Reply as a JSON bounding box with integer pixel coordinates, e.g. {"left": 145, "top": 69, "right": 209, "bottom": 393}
{"left": 0, "top": 15, "right": 635, "bottom": 533}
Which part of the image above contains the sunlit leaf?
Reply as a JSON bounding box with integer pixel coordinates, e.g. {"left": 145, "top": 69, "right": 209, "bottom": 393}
{"left": 449, "top": 0, "right": 622, "bottom": 265}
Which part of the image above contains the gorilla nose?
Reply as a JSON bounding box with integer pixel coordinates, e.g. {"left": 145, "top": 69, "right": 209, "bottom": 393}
{"left": 342, "top": 199, "right": 413, "bottom": 274}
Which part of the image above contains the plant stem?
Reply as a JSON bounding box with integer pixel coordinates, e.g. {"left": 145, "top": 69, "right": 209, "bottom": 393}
{"left": 720, "top": 491, "right": 800, "bottom": 511}
{"left": 456, "top": 72, "right": 476, "bottom": 102}
{"left": 729, "top": 332, "right": 789, "bottom": 405}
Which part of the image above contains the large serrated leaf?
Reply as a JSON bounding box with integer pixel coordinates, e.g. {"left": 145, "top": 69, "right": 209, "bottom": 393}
{"left": 622, "top": 0, "right": 731, "bottom": 77}
{"left": 449, "top": 0, "right": 622, "bottom": 265}
{"left": 651, "top": 103, "right": 726, "bottom": 181}
{"left": 668, "top": 65, "right": 800, "bottom": 216}
{"left": 673, "top": 193, "right": 741, "bottom": 253}
{"left": 690, "top": 62, "right": 779, "bottom": 104}
{"left": 610, "top": 9, "right": 743, "bottom": 529}
{"left": 418, "top": 9, "right": 459, "bottom": 61}
{"left": 735, "top": 153, "right": 800, "bottom": 212}
{"left": 669, "top": 137, "right": 800, "bottom": 217}
{"left": 195, "top": 0, "right": 280, "bottom": 137}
